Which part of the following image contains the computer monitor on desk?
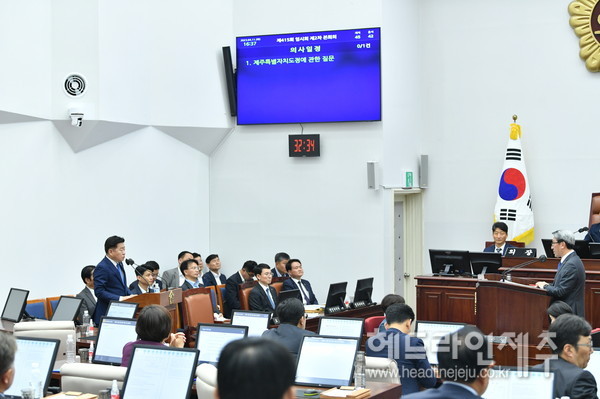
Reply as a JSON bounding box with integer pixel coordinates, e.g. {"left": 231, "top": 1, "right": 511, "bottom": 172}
{"left": 1, "top": 288, "right": 29, "bottom": 322}
{"left": 574, "top": 240, "right": 591, "bottom": 259}
{"left": 51, "top": 296, "right": 83, "bottom": 321}
{"left": 352, "top": 277, "right": 374, "bottom": 307}
{"left": 318, "top": 317, "right": 363, "bottom": 338}
{"left": 429, "top": 250, "right": 471, "bottom": 276}
{"left": 414, "top": 320, "right": 466, "bottom": 365}
{"left": 590, "top": 243, "right": 600, "bottom": 259}
{"left": 4, "top": 337, "right": 59, "bottom": 398}
{"left": 324, "top": 282, "right": 348, "bottom": 314}
{"left": 469, "top": 252, "right": 502, "bottom": 275}
{"left": 93, "top": 317, "right": 138, "bottom": 365}
{"left": 231, "top": 310, "right": 271, "bottom": 337}
{"left": 106, "top": 301, "right": 139, "bottom": 319}
{"left": 195, "top": 323, "right": 248, "bottom": 365}
{"left": 484, "top": 367, "right": 554, "bottom": 399}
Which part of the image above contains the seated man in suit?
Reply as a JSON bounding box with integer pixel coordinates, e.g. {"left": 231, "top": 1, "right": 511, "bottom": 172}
{"left": 263, "top": 298, "right": 315, "bottom": 357}
{"left": 281, "top": 259, "right": 318, "bottom": 305}
{"left": 366, "top": 304, "right": 437, "bottom": 395}
{"left": 161, "top": 251, "right": 193, "bottom": 289}
{"left": 179, "top": 259, "right": 204, "bottom": 291}
{"left": 76, "top": 265, "right": 97, "bottom": 322}
{"left": 192, "top": 252, "right": 204, "bottom": 273}
{"left": 584, "top": 223, "right": 600, "bottom": 243}
{"left": 144, "top": 260, "right": 163, "bottom": 290}
{"left": 224, "top": 260, "right": 256, "bottom": 318}
{"left": 532, "top": 314, "right": 597, "bottom": 399}
{"left": 129, "top": 264, "right": 158, "bottom": 294}
{"left": 272, "top": 252, "right": 290, "bottom": 277}
{"left": 535, "top": 230, "right": 586, "bottom": 318}
{"left": 217, "top": 338, "right": 295, "bottom": 399}
{"left": 93, "top": 235, "right": 135, "bottom": 326}
{"left": 405, "top": 326, "right": 494, "bottom": 399}
{"left": 249, "top": 263, "right": 278, "bottom": 313}
{"left": 0, "top": 332, "right": 17, "bottom": 397}
{"left": 483, "top": 221, "right": 514, "bottom": 255}
{"left": 202, "top": 254, "right": 227, "bottom": 287}
{"left": 377, "top": 293, "right": 406, "bottom": 332}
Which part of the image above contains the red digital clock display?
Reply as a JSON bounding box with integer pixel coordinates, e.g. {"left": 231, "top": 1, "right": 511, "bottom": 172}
{"left": 288, "top": 134, "right": 320, "bottom": 157}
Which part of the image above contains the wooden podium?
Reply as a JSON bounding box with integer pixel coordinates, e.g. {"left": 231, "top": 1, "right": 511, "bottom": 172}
{"left": 475, "top": 276, "right": 550, "bottom": 365}
{"left": 125, "top": 289, "right": 182, "bottom": 332}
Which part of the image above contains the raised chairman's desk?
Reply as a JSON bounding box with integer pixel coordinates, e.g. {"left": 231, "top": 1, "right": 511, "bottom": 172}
{"left": 416, "top": 256, "right": 600, "bottom": 366}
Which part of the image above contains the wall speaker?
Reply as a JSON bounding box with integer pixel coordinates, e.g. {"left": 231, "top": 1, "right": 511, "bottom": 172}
{"left": 419, "top": 154, "right": 429, "bottom": 188}
{"left": 367, "top": 161, "right": 379, "bottom": 190}
{"left": 222, "top": 46, "right": 237, "bottom": 117}
{"left": 63, "top": 74, "right": 86, "bottom": 97}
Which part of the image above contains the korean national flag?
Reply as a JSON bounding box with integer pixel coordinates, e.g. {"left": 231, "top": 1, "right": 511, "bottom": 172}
{"left": 493, "top": 122, "right": 535, "bottom": 244}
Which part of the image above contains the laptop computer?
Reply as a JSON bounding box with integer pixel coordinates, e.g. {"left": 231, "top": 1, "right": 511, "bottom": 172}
{"left": 317, "top": 317, "right": 363, "bottom": 339}
{"left": 414, "top": 320, "right": 467, "bottom": 365}
{"left": 93, "top": 317, "right": 138, "bottom": 365}
{"left": 295, "top": 335, "right": 360, "bottom": 388}
{"left": 230, "top": 310, "right": 271, "bottom": 337}
{"left": 4, "top": 337, "right": 60, "bottom": 399}
{"left": 121, "top": 345, "right": 199, "bottom": 399}
{"left": 484, "top": 367, "right": 554, "bottom": 398}
{"left": 195, "top": 323, "right": 248, "bottom": 365}
{"left": 51, "top": 296, "right": 83, "bottom": 321}
{"left": 106, "top": 301, "right": 139, "bottom": 319}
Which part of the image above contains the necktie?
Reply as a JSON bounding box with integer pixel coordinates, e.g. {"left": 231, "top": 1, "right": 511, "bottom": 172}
{"left": 297, "top": 281, "right": 310, "bottom": 304}
{"left": 266, "top": 287, "right": 276, "bottom": 309}
{"left": 557, "top": 261, "right": 563, "bottom": 271}
{"left": 495, "top": 247, "right": 502, "bottom": 254}
{"left": 117, "top": 262, "right": 126, "bottom": 285}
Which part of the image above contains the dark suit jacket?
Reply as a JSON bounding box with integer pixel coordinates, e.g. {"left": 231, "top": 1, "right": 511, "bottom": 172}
{"left": 93, "top": 256, "right": 131, "bottom": 326}
{"left": 483, "top": 243, "right": 514, "bottom": 255}
{"left": 282, "top": 278, "right": 318, "bottom": 305}
{"left": 366, "top": 327, "right": 437, "bottom": 395}
{"left": 180, "top": 280, "right": 204, "bottom": 291}
{"left": 545, "top": 251, "right": 586, "bottom": 317}
{"left": 402, "top": 382, "right": 481, "bottom": 399}
{"left": 202, "top": 272, "right": 227, "bottom": 287}
{"left": 532, "top": 357, "right": 598, "bottom": 399}
{"left": 262, "top": 323, "right": 316, "bottom": 357}
{"left": 224, "top": 272, "right": 245, "bottom": 318}
{"left": 585, "top": 223, "right": 600, "bottom": 243}
{"left": 129, "top": 280, "right": 162, "bottom": 291}
{"left": 249, "top": 284, "right": 278, "bottom": 313}
{"left": 271, "top": 267, "right": 288, "bottom": 278}
{"left": 76, "top": 286, "right": 96, "bottom": 322}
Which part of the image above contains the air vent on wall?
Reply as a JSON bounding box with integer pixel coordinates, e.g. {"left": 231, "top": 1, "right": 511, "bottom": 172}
{"left": 63, "top": 74, "right": 86, "bottom": 97}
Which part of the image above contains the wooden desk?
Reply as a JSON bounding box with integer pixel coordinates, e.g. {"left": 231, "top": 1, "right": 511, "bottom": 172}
{"left": 0, "top": 319, "right": 15, "bottom": 333}
{"left": 294, "top": 382, "right": 401, "bottom": 399}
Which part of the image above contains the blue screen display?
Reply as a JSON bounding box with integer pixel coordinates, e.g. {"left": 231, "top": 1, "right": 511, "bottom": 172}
{"left": 236, "top": 27, "right": 381, "bottom": 125}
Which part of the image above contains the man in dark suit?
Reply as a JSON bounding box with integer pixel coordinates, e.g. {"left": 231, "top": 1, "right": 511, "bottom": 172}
{"left": 262, "top": 298, "right": 315, "bottom": 357}
{"left": 584, "top": 223, "right": 600, "bottom": 243}
{"left": 532, "top": 314, "right": 597, "bottom": 399}
{"left": 224, "top": 260, "right": 256, "bottom": 318}
{"left": 179, "top": 259, "right": 204, "bottom": 291}
{"left": 271, "top": 252, "right": 290, "bottom": 277}
{"left": 536, "top": 230, "right": 586, "bottom": 317}
{"left": 129, "top": 264, "right": 158, "bottom": 295}
{"left": 162, "top": 251, "right": 193, "bottom": 289}
{"left": 366, "top": 304, "right": 437, "bottom": 395}
{"left": 249, "top": 264, "right": 277, "bottom": 313}
{"left": 403, "top": 325, "right": 493, "bottom": 399}
{"left": 202, "top": 254, "right": 227, "bottom": 287}
{"left": 93, "top": 236, "right": 135, "bottom": 326}
{"left": 76, "top": 265, "right": 97, "bottom": 322}
{"left": 483, "top": 221, "right": 514, "bottom": 255}
{"left": 281, "top": 259, "right": 318, "bottom": 305}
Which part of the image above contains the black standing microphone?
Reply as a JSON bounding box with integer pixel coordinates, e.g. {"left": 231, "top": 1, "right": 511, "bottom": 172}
{"left": 501, "top": 255, "right": 547, "bottom": 281}
{"left": 575, "top": 226, "right": 589, "bottom": 234}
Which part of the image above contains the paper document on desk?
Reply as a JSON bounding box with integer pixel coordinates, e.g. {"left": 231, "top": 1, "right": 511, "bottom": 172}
{"left": 305, "top": 304, "right": 323, "bottom": 312}
{"left": 320, "top": 388, "right": 370, "bottom": 398}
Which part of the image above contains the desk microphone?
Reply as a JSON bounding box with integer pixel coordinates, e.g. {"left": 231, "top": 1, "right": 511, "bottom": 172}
{"left": 501, "top": 255, "right": 547, "bottom": 281}
{"left": 125, "top": 258, "right": 155, "bottom": 292}
{"left": 575, "top": 226, "right": 589, "bottom": 234}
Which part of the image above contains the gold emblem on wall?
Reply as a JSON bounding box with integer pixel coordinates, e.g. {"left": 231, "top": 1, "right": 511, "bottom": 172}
{"left": 568, "top": 0, "right": 600, "bottom": 71}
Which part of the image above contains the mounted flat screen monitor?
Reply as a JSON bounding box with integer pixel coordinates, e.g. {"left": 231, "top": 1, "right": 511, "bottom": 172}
{"left": 429, "top": 250, "right": 471, "bottom": 276}
{"left": 1, "top": 288, "right": 29, "bottom": 322}
{"left": 230, "top": 310, "right": 271, "bottom": 337}
{"left": 295, "top": 335, "right": 360, "bottom": 388}
{"left": 574, "top": 240, "right": 591, "bottom": 259}
{"left": 121, "top": 345, "right": 199, "bottom": 399}
{"left": 236, "top": 27, "right": 381, "bottom": 125}
{"left": 93, "top": 317, "right": 138, "bottom": 365}
{"left": 4, "top": 337, "right": 59, "bottom": 398}
{"left": 106, "top": 301, "right": 139, "bottom": 319}
{"left": 484, "top": 367, "right": 554, "bottom": 399}
{"left": 318, "top": 317, "right": 363, "bottom": 338}
{"left": 353, "top": 277, "right": 374, "bottom": 305}
{"left": 541, "top": 239, "right": 556, "bottom": 258}
{"left": 469, "top": 252, "right": 502, "bottom": 275}
{"left": 195, "top": 323, "right": 248, "bottom": 365}
{"left": 325, "top": 282, "right": 348, "bottom": 310}
{"left": 414, "top": 321, "right": 466, "bottom": 365}
{"left": 590, "top": 243, "right": 600, "bottom": 259}
{"left": 51, "top": 296, "right": 83, "bottom": 321}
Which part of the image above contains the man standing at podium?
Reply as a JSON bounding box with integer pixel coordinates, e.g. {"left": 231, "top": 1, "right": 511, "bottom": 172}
{"left": 535, "top": 230, "right": 585, "bottom": 318}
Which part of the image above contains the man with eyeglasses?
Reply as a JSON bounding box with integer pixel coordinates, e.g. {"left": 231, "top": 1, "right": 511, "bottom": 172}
{"left": 249, "top": 263, "right": 278, "bottom": 312}
{"left": 535, "top": 230, "right": 585, "bottom": 317}
{"left": 179, "top": 259, "right": 204, "bottom": 291}
{"left": 532, "top": 314, "right": 597, "bottom": 399}
{"left": 262, "top": 298, "right": 315, "bottom": 357}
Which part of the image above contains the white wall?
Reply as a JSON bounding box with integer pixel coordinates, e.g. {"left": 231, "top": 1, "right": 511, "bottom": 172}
{"left": 420, "top": 0, "right": 600, "bottom": 268}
